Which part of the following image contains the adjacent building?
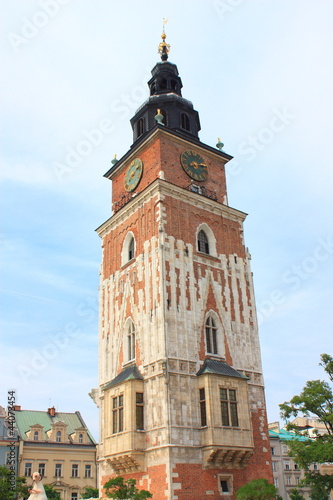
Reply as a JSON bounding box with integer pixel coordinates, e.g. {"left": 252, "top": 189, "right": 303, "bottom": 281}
{"left": 13, "top": 405, "right": 97, "bottom": 500}
{"left": 93, "top": 30, "right": 273, "bottom": 500}
{"left": 0, "top": 405, "right": 19, "bottom": 474}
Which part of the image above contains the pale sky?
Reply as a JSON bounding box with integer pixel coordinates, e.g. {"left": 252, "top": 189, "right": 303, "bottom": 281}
{"left": 1, "top": 0, "right": 333, "bottom": 439}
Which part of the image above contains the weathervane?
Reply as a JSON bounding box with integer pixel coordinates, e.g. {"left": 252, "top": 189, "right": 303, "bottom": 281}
{"left": 158, "top": 18, "right": 170, "bottom": 61}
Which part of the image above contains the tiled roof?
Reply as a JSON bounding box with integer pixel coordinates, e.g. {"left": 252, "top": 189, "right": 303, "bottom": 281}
{"left": 196, "top": 359, "right": 248, "bottom": 379}
{"left": 103, "top": 364, "right": 143, "bottom": 390}
{"left": 13, "top": 409, "right": 96, "bottom": 444}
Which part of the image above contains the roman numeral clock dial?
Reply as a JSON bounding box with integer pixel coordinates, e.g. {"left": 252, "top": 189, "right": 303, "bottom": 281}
{"left": 180, "top": 149, "right": 208, "bottom": 181}
{"left": 124, "top": 158, "right": 143, "bottom": 192}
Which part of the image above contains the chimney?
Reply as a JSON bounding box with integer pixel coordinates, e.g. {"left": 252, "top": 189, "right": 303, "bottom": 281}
{"left": 47, "top": 407, "right": 56, "bottom": 417}
{"left": 13, "top": 405, "right": 21, "bottom": 411}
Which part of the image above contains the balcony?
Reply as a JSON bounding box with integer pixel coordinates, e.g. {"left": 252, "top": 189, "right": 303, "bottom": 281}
{"left": 185, "top": 183, "right": 218, "bottom": 201}
{"left": 113, "top": 193, "right": 134, "bottom": 213}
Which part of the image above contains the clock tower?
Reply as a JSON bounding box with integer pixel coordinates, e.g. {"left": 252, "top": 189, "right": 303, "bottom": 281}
{"left": 95, "top": 30, "right": 273, "bottom": 500}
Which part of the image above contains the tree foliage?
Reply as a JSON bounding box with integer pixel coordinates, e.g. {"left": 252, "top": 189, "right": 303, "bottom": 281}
{"left": 104, "top": 476, "right": 152, "bottom": 500}
{"left": 0, "top": 466, "right": 29, "bottom": 499}
{"left": 235, "top": 478, "right": 278, "bottom": 500}
{"left": 81, "top": 486, "right": 100, "bottom": 498}
{"left": 280, "top": 354, "right": 333, "bottom": 495}
{"left": 289, "top": 488, "right": 305, "bottom": 500}
{"left": 44, "top": 484, "right": 61, "bottom": 500}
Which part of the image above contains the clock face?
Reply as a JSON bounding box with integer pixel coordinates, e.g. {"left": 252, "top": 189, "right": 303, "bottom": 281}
{"left": 124, "top": 158, "right": 143, "bottom": 192}
{"left": 180, "top": 150, "right": 208, "bottom": 181}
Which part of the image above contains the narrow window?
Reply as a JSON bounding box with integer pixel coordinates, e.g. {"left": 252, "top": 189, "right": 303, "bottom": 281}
{"left": 38, "top": 463, "right": 45, "bottom": 477}
{"left": 221, "top": 480, "right": 229, "bottom": 492}
{"left": 272, "top": 461, "right": 277, "bottom": 472}
{"left": 71, "top": 464, "right": 79, "bottom": 478}
{"left": 220, "top": 388, "right": 239, "bottom": 427}
{"left": 71, "top": 494, "right": 78, "bottom": 500}
{"left": 128, "top": 237, "right": 135, "bottom": 261}
{"left": 284, "top": 461, "right": 290, "bottom": 470}
{"left": 56, "top": 430, "right": 61, "bottom": 442}
{"left": 112, "top": 395, "right": 124, "bottom": 434}
{"left": 181, "top": 113, "right": 190, "bottom": 131}
{"left": 85, "top": 464, "right": 92, "bottom": 478}
{"left": 171, "top": 79, "right": 177, "bottom": 90}
{"left": 55, "top": 463, "right": 62, "bottom": 478}
{"left": 159, "top": 78, "right": 167, "bottom": 90}
{"left": 205, "top": 316, "right": 218, "bottom": 354}
{"left": 137, "top": 118, "right": 144, "bottom": 137}
{"left": 25, "top": 463, "right": 32, "bottom": 477}
{"left": 79, "top": 433, "right": 83, "bottom": 443}
{"left": 198, "top": 230, "right": 209, "bottom": 254}
{"left": 34, "top": 430, "right": 39, "bottom": 441}
{"left": 127, "top": 321, "right": 136, "bottom": 361}
{"left": 199, "top": 388, "right": 207, "bottom": 426}
{"left": 271, "top": 447, "right": 275, "bottom": 456}
{"left": 136, "top": 393, "right": 144, "bottom": 430}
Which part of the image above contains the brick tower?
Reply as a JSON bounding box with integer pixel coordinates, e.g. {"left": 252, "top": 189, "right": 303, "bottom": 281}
{"left": 95, "top": 30, "right": 273, "bottom": 499}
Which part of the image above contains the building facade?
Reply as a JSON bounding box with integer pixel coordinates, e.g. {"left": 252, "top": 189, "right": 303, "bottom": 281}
{"left": 13, "top": 406, "right": 97, "bottom": 500}
{"left": 0, "top": 406, "right": 19, "bottom": 475}
{"left": 95, "top": 33, "right": 273, "bottom": 500}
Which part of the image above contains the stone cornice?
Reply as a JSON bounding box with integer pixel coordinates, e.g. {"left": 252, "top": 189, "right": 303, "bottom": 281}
{"left": 96, "top": 179, "right": 247, "bottom": 238}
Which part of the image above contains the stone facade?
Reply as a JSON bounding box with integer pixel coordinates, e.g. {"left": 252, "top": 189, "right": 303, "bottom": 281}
{"left": 95, "top": 51, "right": 273, "bottom": 500}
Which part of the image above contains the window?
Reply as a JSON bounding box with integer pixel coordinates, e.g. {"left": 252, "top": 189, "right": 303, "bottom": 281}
{"left": 294, "top": 463, "right": 298, "bottom": 470}
{"left": 221, "top": 480, "right": 229, "bottom": 492}
{"left": 136, "top": 393, "right": 144, "bottom": 430}
{"left": 71, "top": 464, "right": 79, "bottom": 477}
{"left": 56, "top": 430, "right": 61, "bottom": 442}
{"left": 25, "top": 462, "right": 32, "bottom": 477}
{"left": 79, "top": 433, "right": 83, "bottom": 443}
{"left": 198, "top": 230, "right": 209, "bottom": 254}
{"left": 272, "top": 462, "right": 277, "bottom": 472}
{"left": 71, "top": 494, "right": 78, "bottom": 500}
{"left": 137, "top": 118, "right": 144, "bottom": 137}
{"left": 159, "top": 78, "right": 167, "bottom": 90}
{"left": 128, "top": 237, "right": 135, "bottom": 261}
{"left": 271, "top": 447, "right": 275, "bottom": 456}
{"left": 85, "top": 464, "right": 92, "bottom": 478}
{"left": 199, "top": 388, "right": 207, "bottom": 427}
{"left": 286, "top": 476, "right": 291, "bottom": 485}
{"left": 171, "top": 79, "right": 177, "bottom": 90}
{"left": 205, "top": 316, "right": 218, "bottom": 354}
{"left": 284, "top": 461, "right": 290, "bottom": 470}
{"left": 127, "top": 321, "right": 135, "bottom": 361}
{"left": 283, "top": 445, "right": 288, "bottom": 454}
{"left": 112, "top": 395, "right": 124, "bottom": 434}
{"left": 220, "top": 388, "right": 239, "bottom": 427}
{"left": 274, "top": 478, "right": 278, "bottom": 488}
{"left": 34, "top": 431, "right": 39, "bottom": 441}
{"left": 55, "top": 463, "right": 62, "bottom": 477}
{"left": 313, "top": 463, "right": 318, "bottom": 470}
{"left": 181, "top": 113, "right": 190, "bottom": 131}
{"left": 38, "top": 463, "right": 45, "bottom": 477}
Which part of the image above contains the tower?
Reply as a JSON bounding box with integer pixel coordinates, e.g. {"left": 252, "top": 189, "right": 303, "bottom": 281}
{"left": 95, "top": 29, "right": 273, "bottom": 500}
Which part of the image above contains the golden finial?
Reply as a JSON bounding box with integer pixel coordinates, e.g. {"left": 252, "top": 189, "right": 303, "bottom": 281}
{"left": 158, "top": 18, "right": 170, "bottom": 61}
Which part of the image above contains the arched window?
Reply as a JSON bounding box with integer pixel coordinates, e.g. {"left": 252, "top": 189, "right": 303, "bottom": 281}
{"left": 159, "top": 78, "right": 167, "bottom": 90}
{"left": 137, "top": 118, "right": 144, "bottom": 137}
{"left": 205, "top": 316, "right": 218, "bottom": 354}
{"left": 181, "top": 113, "right": 190, "bottom": 131}
{"left": 128, "top": 237, "right": 135, "bottom": 261}
{"left": 34, "top": 431, "right": 39, "bottom": 441}
{"left": 56, "top": 430, "right": 61, "bottom": 442}
{"left": 127, "top": 321, "right": 136, "bottom": 361}
{"left": 79, "top": 433, "right": 83, "bottom": 443}
{"left": 171, "top": 79, "right": 177, "bottom": 90}
{"left": 198, "top": 230, "right": 209, "bottom": 254}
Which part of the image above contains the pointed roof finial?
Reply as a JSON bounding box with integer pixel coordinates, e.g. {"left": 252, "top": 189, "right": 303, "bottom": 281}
{"left": 158, "top": 18, "right": 170, "bottom": 61}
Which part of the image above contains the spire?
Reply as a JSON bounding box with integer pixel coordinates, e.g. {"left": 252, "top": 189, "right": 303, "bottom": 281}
{"left": 158, "top": 19, "right": 170, "bottom": 61}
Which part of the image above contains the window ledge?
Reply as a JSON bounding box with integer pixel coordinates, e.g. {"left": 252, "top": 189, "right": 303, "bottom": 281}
{"left": 195, "top": 251, "right": 220, "bottom": 262}
{"left": 121, "top": 258, "right": 135, "bottom": 270}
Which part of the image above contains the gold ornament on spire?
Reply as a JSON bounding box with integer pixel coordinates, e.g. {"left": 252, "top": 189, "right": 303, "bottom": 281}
{"left": 158, "top": 18, "right": 170, "bottom": 61}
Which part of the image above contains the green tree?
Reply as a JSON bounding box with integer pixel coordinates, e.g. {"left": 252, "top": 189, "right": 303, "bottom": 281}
{"left": 81, "top": 486, "right": 99, "bottom": 498}
{"left": 44, "top": 484, "right": 61, "bottom": 500}
{"left": 0, "top": 466, "right": 29, "bottom": 499}
{"left": 235, "top": 478, "right": 278, "bottom": 500}
{"left": 104, "top": 476, "right": 152, "bottom": 500}
{"left": 289, "top": 488, "right": 305, "bottom": 500}
{"left": 280, "top": 353, "right": 333, "bottom": 496}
